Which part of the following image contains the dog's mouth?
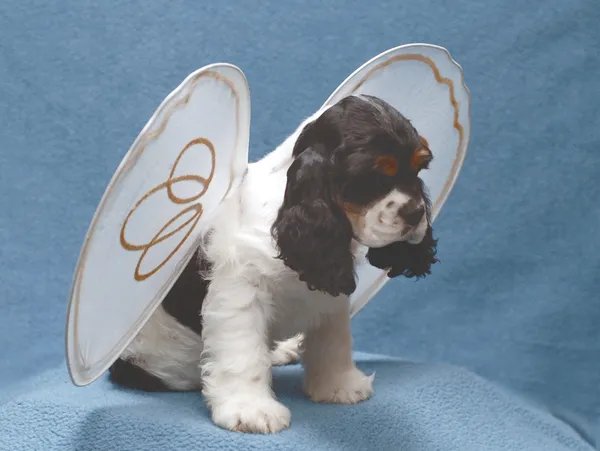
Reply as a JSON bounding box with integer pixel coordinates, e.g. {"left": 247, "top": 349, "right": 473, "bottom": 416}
{"left": 355, "top": 230, "right": 419, "bottom": 248}
{"left": 355, "top": 215, "right": 429, "bottom": 248}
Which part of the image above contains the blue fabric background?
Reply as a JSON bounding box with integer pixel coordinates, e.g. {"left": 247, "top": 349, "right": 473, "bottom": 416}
{"left": 1, "top": 0, "right": 599, "bottom": 449}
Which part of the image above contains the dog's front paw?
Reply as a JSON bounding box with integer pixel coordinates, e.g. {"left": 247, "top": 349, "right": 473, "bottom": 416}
{"left": 304, "top": 367, "right": 374, "bottom": 404}
{"left": 211, "top": 395, "right": 291, "bottom": 434}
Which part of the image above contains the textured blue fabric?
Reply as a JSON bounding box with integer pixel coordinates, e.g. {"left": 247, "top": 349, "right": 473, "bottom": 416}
{"left": 1, "top": 0, "right": 599, "bottom": 449}
{"left": 0, "top": 354, "right": 596, "bottom": 451}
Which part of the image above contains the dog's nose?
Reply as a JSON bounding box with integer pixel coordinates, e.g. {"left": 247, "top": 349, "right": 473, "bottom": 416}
{"left": 398, "top": 204, "right": 425, "bottom": 226}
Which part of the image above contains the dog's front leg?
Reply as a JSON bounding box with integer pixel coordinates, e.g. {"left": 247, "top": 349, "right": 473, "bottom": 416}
{"left": 302, "top": 297, "right": 374, "bottom": 404}
{"left": 200, "top": 277, "right": 290, "bottom": 433}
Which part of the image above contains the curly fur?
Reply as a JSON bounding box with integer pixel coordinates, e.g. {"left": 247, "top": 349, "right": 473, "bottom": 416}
{"left": 366, "top": 225, "right": 438, "bottom": 278}
{"left": 272, "top": 147, "right": 356, "bottom": 297}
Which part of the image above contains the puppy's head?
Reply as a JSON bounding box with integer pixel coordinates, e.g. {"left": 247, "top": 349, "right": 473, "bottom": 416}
{"left": 272, "top": 95, "right": 438, "bottom": 297}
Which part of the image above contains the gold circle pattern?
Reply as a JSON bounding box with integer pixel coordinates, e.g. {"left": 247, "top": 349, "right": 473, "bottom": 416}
{"left": 119, "top": 138, "right": 216, "bottom": 281}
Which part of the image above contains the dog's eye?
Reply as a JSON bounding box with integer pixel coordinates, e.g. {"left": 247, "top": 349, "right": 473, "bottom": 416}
{"left": 374, "top": 156, "right": 398, "bottom": 176}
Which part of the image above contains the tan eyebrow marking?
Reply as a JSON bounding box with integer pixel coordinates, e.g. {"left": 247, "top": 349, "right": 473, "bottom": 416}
{"left": 411, "top": 136, "right": 433, "bottom": 170}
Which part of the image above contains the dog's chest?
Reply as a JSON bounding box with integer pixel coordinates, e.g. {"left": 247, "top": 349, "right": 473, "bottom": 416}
{"left": 264, "top": 273, "right": 344, "bottom": 342}
{"left": 230, "top": 157, "right": 348, "bottom": 342}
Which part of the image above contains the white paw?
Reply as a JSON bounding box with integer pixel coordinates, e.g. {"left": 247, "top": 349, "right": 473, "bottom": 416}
{"left": 304, "top": 367, "right": 374, "bottom": 404}
{"left": 270, "top": 334, "right": 303, "bottom": 366}
{"left": 211, "top": 395, "right": 291, "bottom": 434}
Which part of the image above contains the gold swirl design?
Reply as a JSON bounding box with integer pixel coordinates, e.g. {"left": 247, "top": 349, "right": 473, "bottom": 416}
{"left": 119, "top": 137, "right": 216, "bottom": 281}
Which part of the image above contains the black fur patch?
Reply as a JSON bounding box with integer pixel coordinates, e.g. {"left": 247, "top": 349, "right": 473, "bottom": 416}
{"left": 108, "top": 251, "right": 211, "bottom": 391}
{"left": 366, "top": 225, "right": 438, "bottom": 278}
{"left": 161, "top": 252, "right": 211, "bottom": 336}
{"left": 109, "top": 358, "right": 171, "bottom": 392}
{"left": 272, "top": 147, "right": 356, "bottom": 297}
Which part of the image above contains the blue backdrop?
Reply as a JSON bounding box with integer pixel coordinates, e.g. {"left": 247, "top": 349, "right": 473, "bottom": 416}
{"left": 1, "top": 0, "right": 599, "bottom": 449}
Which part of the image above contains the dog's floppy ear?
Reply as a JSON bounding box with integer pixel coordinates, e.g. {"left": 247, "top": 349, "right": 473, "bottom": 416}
{"left": 366, "top": 225, "right": 439, "bottom": 279}
{"left": 271, "top": 118, "right": 356, "bottom": 297}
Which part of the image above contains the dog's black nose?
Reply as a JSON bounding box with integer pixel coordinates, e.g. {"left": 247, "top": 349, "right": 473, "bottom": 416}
{"left": 398, "top": 203, "right": 425, "bottom": 226}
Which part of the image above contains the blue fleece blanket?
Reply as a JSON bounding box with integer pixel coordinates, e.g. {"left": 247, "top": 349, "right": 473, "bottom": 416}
{"left": 1, "top": 0, "right": 599, "bottom": 449}
{"left": 0, "top": 354, "right": 595, "bottom": 451}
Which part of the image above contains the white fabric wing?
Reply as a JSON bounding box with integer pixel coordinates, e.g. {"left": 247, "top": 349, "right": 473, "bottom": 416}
{"left": 66, "top": 64, "right": 251, "bottom": 386}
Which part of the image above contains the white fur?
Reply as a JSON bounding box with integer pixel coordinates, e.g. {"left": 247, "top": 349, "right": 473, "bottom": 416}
{"left": 120, "top": 306, "right": 301, "bottom": 392}
{"left": 122, "top": 107, "right": 425, "bottom": 433}
{"left": 359, "top": 190, "right": 427, "bottom": 248}
{"left": 270, "top": 334, "right": 303, "bottom": 366}
{"left": 121, "top": 305, "right": 204, "bottom": 391}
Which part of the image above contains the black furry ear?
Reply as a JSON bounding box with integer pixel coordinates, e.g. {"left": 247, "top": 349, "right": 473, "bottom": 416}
{"left": 366, "top": 226, "right": 439, "bottom": 279}
{"left": 272, "top": 143, "right": 356, "bottom": 297}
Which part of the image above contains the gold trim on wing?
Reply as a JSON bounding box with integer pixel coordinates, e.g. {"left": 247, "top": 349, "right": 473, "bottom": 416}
{"left": 344, "top": 50, "right": 470, "bottom": 318}
{"left": 122, "top": 70, "right": 239, "bottom": 175}
{"left": 348, "top": 53, "right": 465, "bottom": 213}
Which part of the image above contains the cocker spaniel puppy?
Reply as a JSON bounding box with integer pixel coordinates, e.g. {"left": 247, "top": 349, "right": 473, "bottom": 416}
{"left": 109, "top": 94, "right": 438, "bottom": 433}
